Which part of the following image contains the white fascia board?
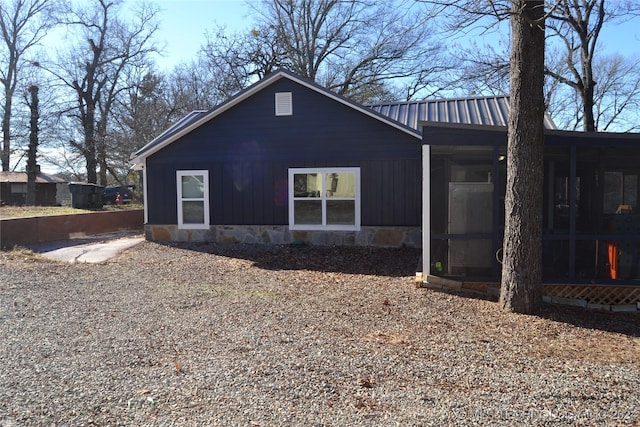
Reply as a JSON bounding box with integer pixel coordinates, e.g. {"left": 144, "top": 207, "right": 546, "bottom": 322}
{"left": 130, "top": 160, "right": 144, "bottom": 171}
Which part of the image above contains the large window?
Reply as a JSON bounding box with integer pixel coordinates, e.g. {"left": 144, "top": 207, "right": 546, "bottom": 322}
{"left": 177, "top": 170, "right": 209, "bottom": 229}
{"left": 288, "top": 167, "right": 360, "bottom": 231}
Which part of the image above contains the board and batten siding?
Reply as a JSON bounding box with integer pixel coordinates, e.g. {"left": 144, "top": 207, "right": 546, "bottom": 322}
{"left": 146, "top": 78, "right": 421, "bottom": 228}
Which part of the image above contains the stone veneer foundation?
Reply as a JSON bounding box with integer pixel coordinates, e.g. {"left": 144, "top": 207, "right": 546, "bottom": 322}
{"left": 146, "top": 225, "right": 421, "bottom": 248}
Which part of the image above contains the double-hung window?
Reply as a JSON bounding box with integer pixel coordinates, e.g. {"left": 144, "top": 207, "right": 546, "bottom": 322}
{"left": 288, "top": 167, "right": 360, "bottom": 231}
{"left": 177, "top": 170, "right": 209, "bottom": 229}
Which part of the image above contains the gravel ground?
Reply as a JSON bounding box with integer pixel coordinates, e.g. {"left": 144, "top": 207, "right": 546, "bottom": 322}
{"left": 1, "top": 241, "right": 639, "bottom": 426}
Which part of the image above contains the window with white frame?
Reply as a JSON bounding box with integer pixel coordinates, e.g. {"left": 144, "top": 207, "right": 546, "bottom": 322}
{"left": 288, "top": 167, "right": 360, "bottom": 231}
{"left": 177, "top": 170, "right": 209, "bottom": 229}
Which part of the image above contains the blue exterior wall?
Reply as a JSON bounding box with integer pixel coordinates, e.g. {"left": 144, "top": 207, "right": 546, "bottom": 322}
{"left": 146, "top": 78, "right": 421, "bottom": 227}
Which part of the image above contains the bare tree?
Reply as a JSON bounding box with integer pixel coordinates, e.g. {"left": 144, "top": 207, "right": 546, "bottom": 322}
{"left": 546, "top": 0, "right": 640, "bottom": 131}
{"left": 108, "top": 71, "right": 173, "bottom": 184}
{"left": 40, "top": 136, "right": 85, "bottom": 181}
{"left": 115, "top": 73, "right": 171, "bottom": 149}
{"left": 450, "top": 36, "right": 511, "bottom": 96}
{"left": 0, "top": 0, "right": 59, "bottom": 171}
{"left": 444, "top": 0, "right": 640, "bottom": 131}
{"left": 199, "top": 24, "right": 289, "bottom": 99}
{"left": 200, "top": 0, "right": 452, "bottom": 103}
{"left": 549, "top": 51, "right": 640, "bottom": 132}
{"left": 50, "top": 0, "right": 159, "bottom": 184}
{"left": 162, "top": 63, "right": 220, "bottom": 114}
{"left": 592, "top": 54, "right": 640, "bottom": 132}
{"left": 110, "top": 64, "right": 239, "bottom": 186}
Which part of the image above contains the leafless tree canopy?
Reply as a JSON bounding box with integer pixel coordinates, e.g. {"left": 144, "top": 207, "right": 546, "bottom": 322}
{"left": 438, "top": 0, "right": 640, "bottom": 131}
{"left": 0, "top": 0, "right": 60, "bottom": 172}
{"left": 199, "top": 24, "right": 289, "bottom": 101}
{"left": 50, "top": 0, "right": 159, "bottom": 184}
{"left": 545, "top": 0, "right": 640, "bottom": 131}
{"left": 2, "top": 0, "right": 638, "bottom": 185}
{"left": 199, "top": 0, "right": 454, "bottom": 104}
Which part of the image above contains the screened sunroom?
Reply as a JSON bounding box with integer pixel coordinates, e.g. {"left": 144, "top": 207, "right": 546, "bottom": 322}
{"left": 422, "top": 123, "right": 640, "bottom": 285}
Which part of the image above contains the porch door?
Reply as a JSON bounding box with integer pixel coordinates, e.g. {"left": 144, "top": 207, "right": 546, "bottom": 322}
{"left": 448, "top": 182, "right": 494, "bottom": 275}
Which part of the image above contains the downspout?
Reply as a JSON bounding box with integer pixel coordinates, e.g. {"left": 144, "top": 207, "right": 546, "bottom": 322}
{"left": 142, "top": 161, "right": 148, "bottom": 226}
{"left": 422, "top": 144, "right": 431, "bottom": 284}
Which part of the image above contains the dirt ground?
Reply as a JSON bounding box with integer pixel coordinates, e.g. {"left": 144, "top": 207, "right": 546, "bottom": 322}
{"left": 1, "top": 242, "right": 639, "bottom": 425}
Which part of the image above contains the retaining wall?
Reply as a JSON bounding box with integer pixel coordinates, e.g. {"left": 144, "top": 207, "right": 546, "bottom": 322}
{"left": 1, "top": 209, "right": 144, "bottom": 247}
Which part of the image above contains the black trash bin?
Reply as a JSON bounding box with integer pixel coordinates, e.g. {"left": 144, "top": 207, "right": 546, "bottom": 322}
{"left": 68, "top": 182, "right": 104, "bottom": 209}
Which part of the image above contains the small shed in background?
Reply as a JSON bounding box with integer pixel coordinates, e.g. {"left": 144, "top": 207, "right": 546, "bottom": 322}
{"left": 0, "top": 171, "right": 66, "bottom": 206}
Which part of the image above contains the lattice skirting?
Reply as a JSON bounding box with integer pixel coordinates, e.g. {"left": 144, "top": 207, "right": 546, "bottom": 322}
{"left": 422, "top": 275, "right": 640, "bottom": 311}
{"left": 543, "top": 284, "right": 640, "bottom": 307}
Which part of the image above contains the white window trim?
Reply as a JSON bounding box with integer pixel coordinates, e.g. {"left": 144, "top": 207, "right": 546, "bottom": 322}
{"left": 176, "top": 170, "right": 210, "bottom": 229}
{"left": 288, "top": 167, "right": 361, "bottom": 231}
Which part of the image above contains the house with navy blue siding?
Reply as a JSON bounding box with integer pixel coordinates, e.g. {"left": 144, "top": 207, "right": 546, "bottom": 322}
{"left": 132, "top": 69, "right": 640, "bottom": 303}
{"left": 131, "top": 69, "right": 424, "bottom": 247}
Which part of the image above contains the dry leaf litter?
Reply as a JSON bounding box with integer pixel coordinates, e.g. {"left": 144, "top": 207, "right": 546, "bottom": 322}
{"left": 1, "top": 242, "right": 639, "bottom": 426}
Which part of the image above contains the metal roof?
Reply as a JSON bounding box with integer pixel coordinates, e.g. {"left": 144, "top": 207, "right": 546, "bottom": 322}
{"left": 131, "top": 110, "right": 207, "bottom": 162}
{"left": 153, "top": 110, "right": 208, "bottom": 142}
{"left": 368, "top": 96, "right": 557, "bottom": 130}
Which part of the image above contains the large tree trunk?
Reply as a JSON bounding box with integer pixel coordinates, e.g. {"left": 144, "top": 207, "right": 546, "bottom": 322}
{"left": 1, "top": 90, "right": 13, "bottom": 171}
{"left": 84, "top": 101, "right": 98, "bottom": 184}
{"left": 581, "top": 43, "right": 596, "bottom": 131}
{"left": 26, "top": 85, "right": 40, "bottom": 205}
{"left": 500, "top": 0, "right": 546, "bottom": 314}
{"left": 582, "top": 82, "right": 596, "bottom": 132}
{"left": 84, "top": 135, "right": 98, "bottom": 184}
{"left": 98, "top": 144, "right": 108, "bottom": 186}
{"left": 97, "top": 117, "right": 109, "bottom": 186}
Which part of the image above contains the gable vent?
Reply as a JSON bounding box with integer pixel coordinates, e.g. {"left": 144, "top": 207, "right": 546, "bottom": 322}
{"left": 275, "top": 92, "right": 293, "bottom": 116}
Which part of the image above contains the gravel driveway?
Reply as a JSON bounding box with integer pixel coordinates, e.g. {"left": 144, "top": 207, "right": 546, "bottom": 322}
{"left": 1, "top": 241, "right": 639, "bottom": 426}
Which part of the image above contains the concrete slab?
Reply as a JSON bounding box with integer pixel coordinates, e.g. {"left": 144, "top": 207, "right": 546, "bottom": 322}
{"left": 29, "top": 232, "right": 144, "bottom": 263}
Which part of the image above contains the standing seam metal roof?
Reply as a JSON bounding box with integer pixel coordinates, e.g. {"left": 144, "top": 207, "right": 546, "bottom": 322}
{"left": 367, "top": 96, "right": 557, "bottom": 130}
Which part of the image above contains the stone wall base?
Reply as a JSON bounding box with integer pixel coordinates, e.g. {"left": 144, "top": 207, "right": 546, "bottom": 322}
{"left": 146, "top": 224, "right": 421, "bottom": 248}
